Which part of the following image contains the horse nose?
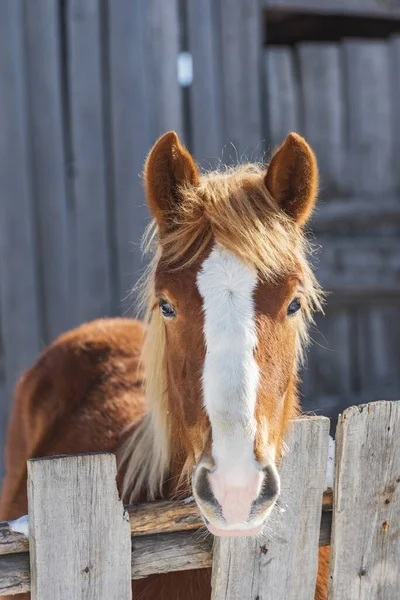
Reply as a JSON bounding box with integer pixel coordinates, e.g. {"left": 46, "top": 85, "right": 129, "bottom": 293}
{"left": 194, "top": 462, "right": 280, "bottom": 527}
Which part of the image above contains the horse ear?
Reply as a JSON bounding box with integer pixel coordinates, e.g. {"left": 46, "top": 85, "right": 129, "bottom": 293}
{"left": 145, "top": 131, "right": 200, "bottom": 227}
{"left": 265, "top": 133, "right": 318, "bottom": 227}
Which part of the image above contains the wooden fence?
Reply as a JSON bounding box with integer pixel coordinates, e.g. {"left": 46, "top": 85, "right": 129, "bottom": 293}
{"left": 0, "top": 400, "right": 398, "bottom": 599}
{"left": 1, "top": 0, "right": 400, "bottom": 494}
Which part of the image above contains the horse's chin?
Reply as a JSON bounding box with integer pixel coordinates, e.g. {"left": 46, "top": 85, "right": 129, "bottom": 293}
{"left": 206, "top": 522, "right": 264, "bottom": 537}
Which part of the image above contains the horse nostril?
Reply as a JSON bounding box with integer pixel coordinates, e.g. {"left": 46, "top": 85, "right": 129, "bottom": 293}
{"left": 195, "top": 465, "right": 215, "bottom": 505}
{"left": 258, "top": 464, "right": 280, "bottom": 505}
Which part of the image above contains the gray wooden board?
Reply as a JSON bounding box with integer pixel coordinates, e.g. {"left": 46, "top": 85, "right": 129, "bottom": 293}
{"left": 139, "top": 0, "right": 183, "bottom": 145}
{"left": 23, "top": 0, "right": 70, "bottom": 341}
{"left": 264, "top": 46, "right": 300, "bottom": 152}
{"left": 356, "top": 307, "right": 400, "bottom": 398}
{"left": 390, "top": 36, "right": 400, "bottom": 195}
{"left": 297, "top": 43, "right": 344, "bottom": 195}
{"left": 187, "top": 0, "right": 225, "bottom": 168}
{"left": 343, "top": 40, "right": 393, "bottom": 195}
{"left": 211, "top": 416, "right": 330, "bottom": 600}
{"left": 108, "top": 0, "right": 151, "bottom": 310}
{"left": 0, "top": 0, "right": 41, "bottom": 481}
{"left": 316, "top": 237, "right": 400, "bottom": 295}
{"left": 264, "top": 0, "right": 400, "bottom": 17}
{"left": 219, "top": 0, "right": 263, "bottom": 162}
{"left": 67, "top": 0, "right": 112, "bottom": 322}
{"left": 28, "top": 453, "right": 131, "bottom": 600}
{"left": 329, "top": 402, "right": 400, "bottom": 599}
{"left": 312, "top": 197, "right": 400, "bottom": 232}
{"left": 301, "top": 311, "right": 352, "bottom": 425}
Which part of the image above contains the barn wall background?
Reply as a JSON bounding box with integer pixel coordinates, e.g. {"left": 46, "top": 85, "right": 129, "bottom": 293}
{"left": 1, "top": 0, "right": 400, "bottom": 484}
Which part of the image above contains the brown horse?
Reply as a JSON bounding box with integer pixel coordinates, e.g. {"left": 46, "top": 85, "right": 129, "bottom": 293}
{"left": 0, "top": 131, "right": 329, "bottom": 599}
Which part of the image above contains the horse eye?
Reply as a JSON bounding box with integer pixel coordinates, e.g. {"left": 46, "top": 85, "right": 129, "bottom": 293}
{"left": 159, "top": 299, "right": 176, "bottom": 319}
{"left": 287, "top": 298, "right": 301, "bottom": 316}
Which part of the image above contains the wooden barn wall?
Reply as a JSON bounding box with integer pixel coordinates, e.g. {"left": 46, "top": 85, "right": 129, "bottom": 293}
{"left": 1, "top": 0, "right": 400, "bottom": 484}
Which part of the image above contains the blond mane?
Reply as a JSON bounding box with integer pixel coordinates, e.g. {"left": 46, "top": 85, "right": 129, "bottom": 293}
{"left": 119, "top": 163, "right": 323, "bottom": 503}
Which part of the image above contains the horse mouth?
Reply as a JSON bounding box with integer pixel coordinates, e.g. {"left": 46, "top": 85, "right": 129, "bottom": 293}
{"left": 202, "top": 515, "right": 264, "bottom": 537}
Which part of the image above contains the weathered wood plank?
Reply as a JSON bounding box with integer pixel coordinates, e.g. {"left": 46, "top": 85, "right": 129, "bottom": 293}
{"left": 187, "top": 0, "right": 224, "bottom": 167}
{"left": 316, "top": 238, "right": 400, "bottom": 295}
{"left": 297, "top": 43, "right": 344, "bottom": 195}
{"left": 390, "top": 36, "right": 400, "bottom": 194}
{"left": 0, "top": 488, "right": 334, "bottom": 560}
{"left": 211, "top": 417, "right": 330, "bottom": 600}
{"left": 329, "top": 402, "right": 400, "bottom": 599}
{"left": 0, "top": 0, "right": 41, "bottom": 482}
{"left": 343, "top": 40, "right": 393, "bottom": 195}
{"left": 139, "top": 0, "right": 183, "bottom": 144}
{"left": 23, "top": 1, "right": 70, "bottom": 341}
{"left": 28, "top": 453, "right": 131, "bottom": 600}
{"left": 264, "top": 0, "right": 400, "bottom": 18}
{"left": 108, "top": 0, "right": 150, "bottom": 308}
{"left": 66, "top": 0, "right": 112, "bottom": 322}
{"left": 0, "top": 552, "right": 30, "bottom": 596}
{"left": 219, "top": 0, "right": 263, "bottom": 162}
{"left": 312, "top": 197, "right": 400, "bottom": 232}
{"left": 356, "top": 308, "right": 400, "bottom": 398}
{"left": 264, "top": 46, "right": 300, "bottom": 151}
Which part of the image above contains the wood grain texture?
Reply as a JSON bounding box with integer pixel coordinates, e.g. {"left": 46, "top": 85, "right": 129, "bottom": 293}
{"left": 329, "top": 402, "right": 400, "bottom": 599}
{"left": 187, "top": 0, "right": 225, "bottom": 167}
{"left": 66, "top": 0, "right": 112, "bottom": 322}
{"left": 0, "top": 0, "right": 41, "bottom": 483}
{"left": 108, "top": 0, "right": 150, "bottom": 309}
{"left": 23, "top": 0, "right": 70, "bottom": 341}
{"left": 298, "top": 43, "right": 344, "bottom": 195}
{"left": 343, "top": 40, "right": 393, "bottom": 195}
{"left": 211, "top": 416, "right": 330, "bottom": 600}
{"left": 0, "top": 552, "right": 30, "bottom": 596}
{"left": 264, "top": 46, "right": 300, "bottom": 152}
{"left": 264, "top": 0, "right": 400, "bottom": 18}
{"left": 27, "top": 453, "right": 131, "bottom": 600}
{"left": 219, "top": 0, "right": 263, "bottom": 162}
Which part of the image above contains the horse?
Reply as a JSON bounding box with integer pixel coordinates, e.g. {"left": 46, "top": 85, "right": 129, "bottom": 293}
{"left": 0, "top": 130, "right": 330, "bottom": 599}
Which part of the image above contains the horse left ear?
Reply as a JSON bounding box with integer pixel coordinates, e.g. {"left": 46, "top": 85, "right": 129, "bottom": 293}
{"left": 265, "top": 133, "right": 318, "bottom": 227}
{"left": 145, "top": 131, "right": 200, "bottom": 228}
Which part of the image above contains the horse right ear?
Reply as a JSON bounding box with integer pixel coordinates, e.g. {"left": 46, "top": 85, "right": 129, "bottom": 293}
{"left": 144, "top": 131, "right": 200, "bottom": 228}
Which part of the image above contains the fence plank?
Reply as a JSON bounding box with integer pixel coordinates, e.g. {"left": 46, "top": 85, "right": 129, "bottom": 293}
{"left": 0, "top": 0, "right": 41, "bottom": 482}
{"left": 343, "top": 40, "right": 393, "bottom": 196}
{"left": 390, "top": 36, "right": 400, "bottom": 195}
{"left": 187, "top": 0, "right": 224, "bottom": 167}
{"left": 67, "top": 0, "right": 112, "bottom": 322}
{"left": 211, "top": 416, "right": 330, "bottom": 600}
{"left": 298, "top": 43, "right": 344, "bottom": 195}
{"left": 329, "top": 401, "right": 400, "bottom": 599}
{"left": 28, "top": 453, "right": 131, "bottom": 600}
{"left": 23, "top": 1, "right": 70, "bottom": 342}
{"left": 264, "top": 47, "right": 300, "bottom": 152}
{"left": 219, "top": 0, "right": 263, "bottom": 162}
{"left": 108, "top": 0, "right": 150, "bottom": 309}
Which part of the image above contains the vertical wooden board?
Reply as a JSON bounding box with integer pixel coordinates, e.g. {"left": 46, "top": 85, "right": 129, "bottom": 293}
{"left": 211, "top": 417, "right": 330, "bottom": 600}
{"left": 67, "top": 0, "right": 112, "bottom": 322}
{"left": 139, "top": 0, "right": 183, "bottom": 145}
{"left": 0, "top": 0, "right": 41, "bottom": 451}
{"left": 264, "top": 46, "right": 300, "bottom": 151}
{"left": 329, "top": 402, "right": 400, "bottom": 600}
{"left": 219, "top": 0, "right": 263, "bottom": 162}
{"left": 187, "top": 0, "right": 224, "bottom": 167}
{"left": 356, "top": 307, "right": 400, "bottom": 399}
{"left": 343, "top": 40, "right": 393, "bottom": 195}
{"left": 28, "top": 453, "right": 131, "bottom": 600}
{"left": 297, "top": 43, "right": 344, "bottom": 195}
{"left": 108, "top": 0, "right": 151, "bottom": 309}
{"left": 23, "top": 1, "right": 70, "bottom": 341}
{"left": 390, "top": 36, "right": 400, "bottom": 194}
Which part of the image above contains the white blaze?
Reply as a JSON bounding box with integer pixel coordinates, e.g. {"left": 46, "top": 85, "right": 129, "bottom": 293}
{"left": 197, "top": 244, "right": 260, "bottom": 481}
